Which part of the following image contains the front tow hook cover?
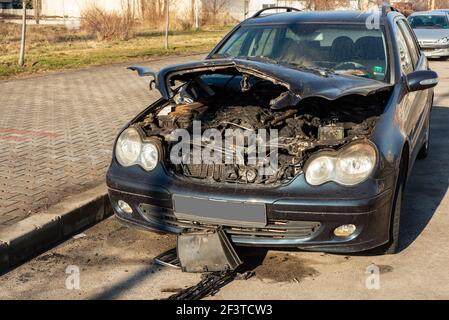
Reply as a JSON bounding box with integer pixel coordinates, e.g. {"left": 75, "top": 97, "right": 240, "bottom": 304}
{"left": 177, "top": 229, "right": 242, "bottom": 273}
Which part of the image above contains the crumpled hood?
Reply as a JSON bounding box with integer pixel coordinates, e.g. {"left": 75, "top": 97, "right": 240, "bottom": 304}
{"left": 153, "top": 59, "right": 392, "bottom": 108}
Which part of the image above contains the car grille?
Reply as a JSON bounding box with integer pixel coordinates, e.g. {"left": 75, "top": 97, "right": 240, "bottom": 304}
{"left": 181, "top": 163, "right": 227, "bottom": 181}
{"left": 138, "top": 203, "right": 321, "bottom": 240}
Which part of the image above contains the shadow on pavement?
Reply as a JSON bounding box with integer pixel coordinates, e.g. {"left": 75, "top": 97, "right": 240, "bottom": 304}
{"left": 400, "top": 106, "right": 449, "bottom": 251}
{"left": 90, "top": 263, "right": 161, "bottom": 300}
{"left": 236, "top": 247, "right": 268, "bottom": 271}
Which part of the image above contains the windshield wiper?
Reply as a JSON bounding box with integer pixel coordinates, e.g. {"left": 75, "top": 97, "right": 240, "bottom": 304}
{"left": 238, "top": 55, "right": 279, "bottom": 65}
{"left": 210, "top": 53, "right": 231, "bottom": 59}
{"left": 282, "top": 62, "right": 333, "bottom": 77}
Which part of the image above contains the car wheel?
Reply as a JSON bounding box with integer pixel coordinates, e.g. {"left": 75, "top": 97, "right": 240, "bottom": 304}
{"left": 417, "top": 111, "right": 431, "bottom": 160}
{"left": 383, "top": 184, "right": 403, "bottom": 254}
{"left": 375, "top": 175, "right": 405, "bottom": 255}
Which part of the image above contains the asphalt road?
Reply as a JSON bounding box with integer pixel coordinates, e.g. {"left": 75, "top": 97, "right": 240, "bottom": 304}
{"left": 1, "top": 60, "right": 449, "bottom": 300}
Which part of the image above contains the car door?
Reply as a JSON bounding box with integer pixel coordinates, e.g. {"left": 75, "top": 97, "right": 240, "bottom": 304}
{"left": 398, "top": 19, "right": 431, "bottom": 164}
{"left": 395, "top": 19, "right": 428, "bottom": 165}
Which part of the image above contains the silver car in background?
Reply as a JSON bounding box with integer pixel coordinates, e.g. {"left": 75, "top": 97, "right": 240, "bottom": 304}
{"left": 408, "top": 11, "right": 449, "bottom": 59}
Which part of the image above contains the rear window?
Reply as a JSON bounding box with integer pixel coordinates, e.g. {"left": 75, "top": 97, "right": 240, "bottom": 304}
{"left": 408, "top": 14, "right": 449, "bottom": 29}
{"left": 216, "top": 23, "right": 388, "bottom": 81}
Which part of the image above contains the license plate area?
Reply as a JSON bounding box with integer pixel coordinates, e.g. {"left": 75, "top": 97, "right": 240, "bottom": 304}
{"left": 173, "top": 195, "right": 267, "bottom": 228}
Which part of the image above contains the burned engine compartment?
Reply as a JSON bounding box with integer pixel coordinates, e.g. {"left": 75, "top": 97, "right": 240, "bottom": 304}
{"left": 135, "top": 69, "right": 391, "bottom": 185}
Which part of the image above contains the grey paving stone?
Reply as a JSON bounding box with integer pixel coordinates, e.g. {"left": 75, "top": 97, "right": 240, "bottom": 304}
{"left": 0, "top": 54, "right": 204, "bottom": 230}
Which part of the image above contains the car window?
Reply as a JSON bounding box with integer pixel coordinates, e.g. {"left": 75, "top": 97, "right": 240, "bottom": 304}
{"left": 398, "top": 20, "right": 420, "bottom": 67}
{"left": 408, "top": 14, "right": 449, "bottom": 29}
{"left": 248, "top": 28, "right": 277, "bottom": 57}
{"left": 219, "top": 27, "right": 279, "bottom": 58}
{"left": 216, "top": 23, "right": 389, "bottom": 81}
{"left": 396, "top": 22, "right": 414, "bottom": 75}
{"left": 219, "top": 29, "right": 250, "bottom": 57}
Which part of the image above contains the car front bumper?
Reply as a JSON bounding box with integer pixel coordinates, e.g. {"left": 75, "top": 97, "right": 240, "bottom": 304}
{"left": 107, "top": 162, "right": 395, "bottom": 253}
{"left": 422, "top": 46, "right": 449, "bottom": 58}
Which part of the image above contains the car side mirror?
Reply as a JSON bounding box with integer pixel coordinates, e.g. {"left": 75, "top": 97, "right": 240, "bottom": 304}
{"left": 406, "top": 70, "right": 439, "bottom": 92}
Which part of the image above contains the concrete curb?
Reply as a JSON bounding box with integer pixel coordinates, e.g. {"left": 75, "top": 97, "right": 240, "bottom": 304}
{"left": 0, "top": 184, "right": 111, "bottom": 274}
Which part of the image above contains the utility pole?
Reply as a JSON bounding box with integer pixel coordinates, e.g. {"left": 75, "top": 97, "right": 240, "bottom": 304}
{"left": 19, "top": 0, "right": 27, "bottom": 66}
{"left": 62, "top": 0, "right": 66, "bottom": 26}
{"left": 165, "top": 0, "right": 169, "bottom": 49}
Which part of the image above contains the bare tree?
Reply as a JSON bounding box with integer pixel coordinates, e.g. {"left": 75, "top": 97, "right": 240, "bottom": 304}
{"left": 190, "top": 0, "right": 195, "bottom": 22}
{"left": 356, "top": 0, "right": 376, "bottom": 10}
{"left": 436, "top": 0, "right": 449, "bottom": 8}
{"left": 412, "top": 0, "right": 430, "bottom": 11}
{"left": 303, "top": 0, "right": 350, "bottom": 10}
{"left": 140, "top": 0, "right": 165, "bottom": 27}
{"left": 202, "top": 0, "right": 229, "bottom": 25}
{"left": 33, "top": 0, "right": 41, "bottom": 24}
{"left": 304, "top": 0, "right": 385, "bottom": 11}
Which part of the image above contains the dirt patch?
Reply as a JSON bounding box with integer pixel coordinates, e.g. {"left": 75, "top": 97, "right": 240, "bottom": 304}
{"left": 35, "top": 252, "right": 66, "bottom": 262}
{"left": 0, "top": 218, "right": 174, "bottom": 287}
{"left": 255, "top": 252, "right": 320, "bottom": 283}
{"left": 105, "top": 220, "right": 175, "bottom": 256}
{"left": 378, "top": 265, "right": 394, "bottom": 274}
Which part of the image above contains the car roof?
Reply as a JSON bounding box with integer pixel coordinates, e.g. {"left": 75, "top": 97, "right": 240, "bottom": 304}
{"left": 410, "top": 11, "right": 448, "bottom": 16}
{"left": 242, "top": 10, "right": 392, "bottom": 26}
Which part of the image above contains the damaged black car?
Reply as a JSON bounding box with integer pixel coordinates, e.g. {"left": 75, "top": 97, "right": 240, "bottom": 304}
{"left": 107, "top": 8, "right": 438, "bottom": 261}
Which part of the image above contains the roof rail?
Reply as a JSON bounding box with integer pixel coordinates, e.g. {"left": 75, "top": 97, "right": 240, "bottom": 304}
{"left": 381, "top": 3, "right": 399, "bottom": 16}
{"left": 252, "top": 6, "right": 301, "bottom": 18}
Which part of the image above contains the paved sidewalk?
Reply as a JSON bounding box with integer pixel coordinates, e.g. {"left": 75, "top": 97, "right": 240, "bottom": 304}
{"left": 0, "top": 54, "right": 204, "bottom": 230}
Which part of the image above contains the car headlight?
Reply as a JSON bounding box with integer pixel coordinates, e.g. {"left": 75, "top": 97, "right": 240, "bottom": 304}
{"left": 115, "top": 128, "right": 160, "bottom": 171}
{"left": 438, "top": 37, "right": 449, "bottom": 44}
{"left": 335, "top": 143, "right": 377, "bottom": 185}
{"left": 116, "top": 128, "right": 142, "bottom": 167}
{"left": 305, "top": 142, "right": 377, "bottom": 186}
{"left": 305, "top": 156, "right": 334, "bottom": 186}
{"left": 140, "top": 142, "right": 159, "bottom": 171}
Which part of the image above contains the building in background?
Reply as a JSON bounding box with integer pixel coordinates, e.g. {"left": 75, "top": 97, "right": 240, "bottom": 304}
{"left": 0, "top": 0, "right": 21, "bottom": 9}
{"left": 38, "top": 0, "right": 140, "bottom": 18}
{"left": 2, "top": 0, "right": 419, "bottom": 23}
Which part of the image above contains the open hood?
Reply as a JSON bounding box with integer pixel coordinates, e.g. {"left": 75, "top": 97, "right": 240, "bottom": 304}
{"left": 130, "top": 59, "right": 392, "bottom": 109}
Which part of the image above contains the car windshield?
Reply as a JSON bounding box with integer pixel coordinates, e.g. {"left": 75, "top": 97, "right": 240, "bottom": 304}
{"left": 215, "top": 23, "right": 389, "bottom": 81}
{"left": 409, "top": 14, "right": 449, "bottom": 29}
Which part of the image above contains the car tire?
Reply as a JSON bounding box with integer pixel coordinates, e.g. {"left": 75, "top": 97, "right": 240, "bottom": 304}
{"left": 375, "top": 171, "right": 405, "bottom": 255}
{"left": 382, "top": 184, "right": 403, "bottom": 254}
{"left": 417, "top": 111, "right": 431, "bottom": 160}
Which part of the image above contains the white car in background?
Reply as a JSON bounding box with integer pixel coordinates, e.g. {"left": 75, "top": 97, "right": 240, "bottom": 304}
{"left": 408, "top": 11, "right": 449, "bottom": 59}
